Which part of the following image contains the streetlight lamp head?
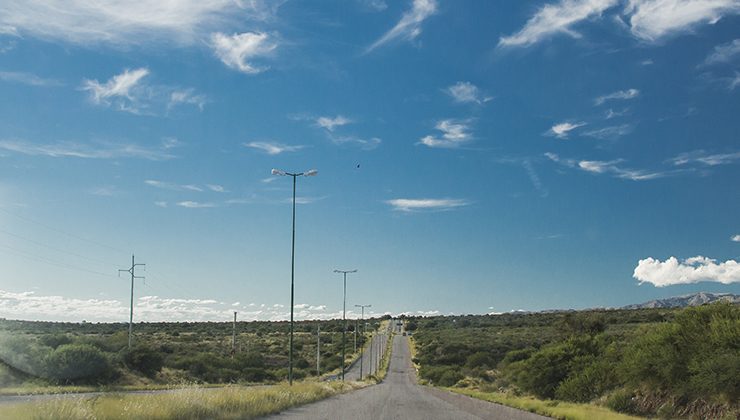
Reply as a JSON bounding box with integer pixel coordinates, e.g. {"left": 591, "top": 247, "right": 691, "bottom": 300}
{"left": 271, "top": 168, "right": 285, "bottom": 176}
{"left": 304, "top": 169, "right": 318, "bottom": 177}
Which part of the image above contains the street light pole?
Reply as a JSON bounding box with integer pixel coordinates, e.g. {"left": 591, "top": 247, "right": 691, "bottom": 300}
{"left": 272, "top": 168, "right": 317, "bottom": 386}
{"left": 354, "top": 304, "right": 371, "bottom": 380}
{"left": 334, "top": 269, "right": 357, "bottom": 381}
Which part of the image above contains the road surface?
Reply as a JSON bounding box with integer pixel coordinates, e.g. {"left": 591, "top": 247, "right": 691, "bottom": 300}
{"left": 264, "top": 333, "right": 550, "bottom": 420}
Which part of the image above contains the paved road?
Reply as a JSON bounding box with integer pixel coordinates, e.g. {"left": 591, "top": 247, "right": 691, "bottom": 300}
{"left": 342, "top": 323, "right": 391, "bottom": 381}
{"left": 264, "top": 333, "right": 550, "bottom": 420}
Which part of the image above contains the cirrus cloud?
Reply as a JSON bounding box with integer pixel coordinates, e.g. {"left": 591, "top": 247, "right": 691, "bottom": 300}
{"left": 366, "top": 0, "right": 437, "bottom": 52}
{"left": 386, "top": 198, "right": 471, "bottom": 212}
{"left": 211, "top": 31, "right": 276, "bottom": 74}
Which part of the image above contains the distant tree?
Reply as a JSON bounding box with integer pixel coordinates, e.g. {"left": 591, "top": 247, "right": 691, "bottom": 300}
{"left": 44, "top": 344, "right": 113, "bottom": 383}
{"left": 124, "top": 345, "right": 164, "bottom": 377}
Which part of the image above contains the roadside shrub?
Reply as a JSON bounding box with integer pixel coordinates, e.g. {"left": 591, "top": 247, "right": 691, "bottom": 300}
{"left": 606, "top": 389, "right": 638, "bottom": 414}
{"left": 438, "top": 369, "right": 463, "bottom": 387}
{"left": 124, "top": 345, "right": 164, "bottom": 377}
{"left": 465, "top": 352, "right": 492, "bottom": 369}
{"left": 44, "top": 344, "right": 113, "bottom": 383}
{"left": 39, "top": 334, "right": 73, "bottom": 349}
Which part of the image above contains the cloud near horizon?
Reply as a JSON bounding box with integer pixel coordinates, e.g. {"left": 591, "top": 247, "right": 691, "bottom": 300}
{"left": 0, "top": 289, "right": 431, "bottom": 322}
{"left": 633, "top": 256, "right": 740, "bottom": 287}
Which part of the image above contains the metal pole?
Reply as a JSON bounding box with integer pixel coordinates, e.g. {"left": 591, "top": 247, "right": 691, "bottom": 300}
{"left": 368, "top": 324, "right": 373, "bottom": 376}
{"left": 129, "top": 254, "right": 134, "bottom": 349}
{"left": 342, "top": 271, "right": 346, "bottom": 381}
{"left": 354, "top": 319, "right": 357, "bottom": 353}
{"left": 289, "top": 174, "right": 296, "bottom": 386}
{"left": 317, "top": 324, "right": 321, "bottom": 376}
{"left": 232, "top": 311, "right": 237, "bottom": 354}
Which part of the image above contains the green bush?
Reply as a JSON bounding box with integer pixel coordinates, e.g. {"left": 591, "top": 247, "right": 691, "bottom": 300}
{"left": 44, "top": 344, "right": 113, "bottom": 383}
{"left": 124, "top": 345, "right": 164, "bottom": 377}
{"left": 605, "top": 389, "right": 637, "bottom": 414}
{"left": 438, "top": 369, "right": 463, "bottom": 387}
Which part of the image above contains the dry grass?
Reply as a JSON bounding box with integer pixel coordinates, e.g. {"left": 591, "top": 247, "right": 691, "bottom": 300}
{"left": 449, "top": 389, "right": 644, "bottom": 420}
{"left": 0, "top": 381, "right": 361, "bottom": 420}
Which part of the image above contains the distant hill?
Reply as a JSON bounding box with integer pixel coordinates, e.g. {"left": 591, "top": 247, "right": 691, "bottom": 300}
{"left": 623, "top": 292, "right": 740, "bottom": 309}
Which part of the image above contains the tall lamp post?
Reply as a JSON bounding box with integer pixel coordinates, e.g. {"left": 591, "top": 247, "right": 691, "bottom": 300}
{"left": 354, "top": 304, "right": 371, "bottom": 379}
{"left": 334, "top": 269, "right": 357, "bottom": 381}
{"left": 272, "top": 168, "right": 318, "bottom": 385}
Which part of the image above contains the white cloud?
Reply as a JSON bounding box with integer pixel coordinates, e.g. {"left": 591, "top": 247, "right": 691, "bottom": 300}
{"left": 0, "top": 139, "right": 175, "bottom": 161}
{"left": 316, "top": 115, "right": 352, "bottom": 132}
{"left": 499, "top": 0, "right": 618, "bottom": 47}
{"left": 82, "top": 68, "right": 149, "bottom": 112}
{"left": 176, "top": 201, "right": 217, "bottom": 208}
{"left": 419, "top": 119, "right": 473, "bottom": 148}
{"left": 0, "top": 289, "right": 345, "bottom": 322}
{"left": 366, "top": 0, "right": 437, "bottom": 52}
{"left": 730, "top": 71, "right": 740, "bottom": 90}
{"left": 547, "top": 152, "right": 667, "bottom": 181}
{"left": 594, "top": 88, "right": 640, "bottom": 105}
{"left": 731, "top": 234, "right": 740, "bottom": 242}
{"left": 89, "top": 186, "right": 116, "bottom": 197}
{"left": 206, "top": 184, "right": 227, "bottom": 193}
{"left": 583, "top": 124, "right": 633, "bottom": 139}
{"left": 633, "top": 256, "right": 740, "bottom": 287}
{"left": 145, "top": 180, "right": 203, "bottom": 192}
{"left": 154, "top": 201, "right": 168, "bottom": 208}
{"left": 386, "top": 198, "right": 471, "bottom": 212}
{"left": 445, "top": 81, "right": 491, "bottom": 104}
{"left": 327, "top": 134, "right": 382, "bottom": 150}
{"left": 0, "top": 1, "right": 278, "bottom": 47}
{"left": 703, "top": 38, "right": 740, "bottom": 66}
{"left": 548, "top": 121, "right": 587, "bottom": 138}
{"left": 625, "top": 0, "right": 740, "bottom": 43}
{"left": 359, "top": 0, "right": 389, "bottom": 12}
{"left": 245, "top": 141, "right": 305, "bottom": 155}
{"left": 669, "top": 150, "right": 740, "bottom": 166}
{"left": 0, "top": 71, "right": 62, "bottom": 87}
{"left": 168, "top": 89, "right": 207, "bottom": 111}
{"left": 211, "top": 31, "right": 276, "bottom": 74}
{"left": 82, "top": 68, "right": 204, "bottom": 114}
{"left": 577, "top": 159, "right": 665, "bottom": 180}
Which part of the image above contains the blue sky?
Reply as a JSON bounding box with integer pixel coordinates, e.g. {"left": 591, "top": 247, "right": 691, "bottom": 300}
{"left": 0, "top": 0, "right": 738, "bottom": 322}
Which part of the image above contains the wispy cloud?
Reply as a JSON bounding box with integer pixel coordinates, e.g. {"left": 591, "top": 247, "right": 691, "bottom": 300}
{"left": 0, "top": 1, "right": 279, "bottom": 47}
{"left": 594, "top": 88, "right": 640, "bottom": 105}
{"left": 206, "top": 184, "right": 227, "bottom": 193}
{"left": 145, "top": 180, "right": 203, "bottom": 192}
{"left": 315, "top": 115, "right": 352, "bottom": 132}
{"left": 633, "top": 256, "right": 740, "bottom": 287}
{"left": 0, "top": 139, "right": 175, "bottom": 161}
{"left": 445, "top": 81, "right": 492, "bottom": 104}
{"left": 624, "top": 0, "right": 740, "bottom": 43}
{"left": 499, "top": 0, "right": 618, "bottom": 47}
{"left": 176, "top": 201, "right": 217, "bottom": 209}
{"left": 546, "top": 152, "right": 667, "bottom": 181}
{"left": 211, "top": 31, "right": 276, "bottom": 74}
{"left": 669, "top": 150, "right": 740, "bottom": 166}
{"left": 730, "top": 72, "right": 740, "bottom": 90}
{"left": 0, "top": 71, "right": 62, "bottom": 87}
{"left": 548, "top": 121, "right": 587, "bottom": 138}
{"left": 82, "top": 68, "right": 204, "bottom": 114}
{"left": 366, "top": 0, "right": 437, "bottom": 52}
{"left": 359, "top": 0, "right": 388, "bottom": 12}
{"left": 82, "top": 67, "right": 149, "bottom": 112}
{"left": 418, "top": 119, "right": 473, "bottom": 148}
{"left": 245, "top": 141, "right": 305, "bottom": 155}
{"left": 168, "top": 89, "right": 207, "bottom": 111}
{"left": 523, "top": 160, "right": 549, "bottom": 197}
{"left": 731, "top": 234, "right": 740, "bottom": 242}
{"left": 386, "top": 198, "right": 471, "bottom": 212}
{"left": 154, "top": 201, "right": 168, "bottom": 208}
{"left": 702, "top": 38, "right": 740, "bottom": 66}
{"left": 583, "top": 124, "right": 633, "bottom": 140}
{"left": 327, "top": 134, "right": 382, "bottom": 150}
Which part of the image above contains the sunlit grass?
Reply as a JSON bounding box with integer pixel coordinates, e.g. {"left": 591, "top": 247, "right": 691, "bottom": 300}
{"left": 449, "top": 388, "right": 643, "bottom": 420}
{"left": 0, "top": 381, "right": 361, "bottom": 419}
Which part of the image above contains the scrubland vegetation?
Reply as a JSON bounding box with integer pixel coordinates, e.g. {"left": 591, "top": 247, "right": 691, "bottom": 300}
{"left": 0, "top": 317, "right": 386, "bottom": 391}
{"left": 0, "top": 381, "right": 361, "bottom": 419}
{"left": 410, "top": 303, "right": 739, "bottom": 419}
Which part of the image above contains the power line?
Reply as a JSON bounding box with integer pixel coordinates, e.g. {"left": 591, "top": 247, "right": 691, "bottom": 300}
{"left": 0, "top": 228, "right": 119, "bottom": 268}
{"left": 0, "top": 243, "right": 118, "bottom": 279}
{"left": 0, "top": 207, "right": 129, "bottom": 255}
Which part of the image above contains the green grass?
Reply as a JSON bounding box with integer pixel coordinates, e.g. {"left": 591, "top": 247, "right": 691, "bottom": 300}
{"left": 0, "top": 381, "right": 362, "bottom": 419}
{"left": 0, "top": 383, "right": 229, "bottom": 397}
{"left": 449, "top": 388, "right": 643, "bottom": 420}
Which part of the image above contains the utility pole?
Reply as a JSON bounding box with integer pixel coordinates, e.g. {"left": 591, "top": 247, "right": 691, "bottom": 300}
{"left": 334, "top": 269, "right": 357, "bottom": 381}
{"left": 367, "top": 323, "right": 373, "bottom": 376}
{"left": 232, "top": 311, "right": 237, "bottom": 355}
{"left": 316, "top": 324, "right": 321, "bottom": 376}
{"left": 119, "top": 254, "right": 145, "bottom": 350}
{"left": 354, "top": 304, "right": 371, "bottom": 379}
{"left": 354, "top": 319, "right": 357, "bottom": 353}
